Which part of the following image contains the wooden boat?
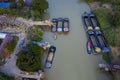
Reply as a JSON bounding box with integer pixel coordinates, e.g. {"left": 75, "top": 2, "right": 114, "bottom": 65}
{"left": 86, "top": 40, "right": 92, "bottom": 54}
{"left": 51, "top": 18, "right": 57, "bottom": 32}
{"left": 32, "top": 41, "right": 51, "bottom": 50}
{"left": 57, "top": 18, "right": 63, "bottom": 32}
{"left": 53, "top": 33, "right": 57, "bottom": 40}
{"left": 82, "top": 14, "right": 93, "bottom": 31}
{"left": 89, "top": 14, "right": 109, "bottom": 53}
{"left": 63, "top": 18, "right": 69, "bottom": 32}
{"left": 45, "top": 46, "right": 56, "bottom": 68}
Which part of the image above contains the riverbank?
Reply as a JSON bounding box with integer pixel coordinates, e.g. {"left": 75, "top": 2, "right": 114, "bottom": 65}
{"left": 88, "top": 1, "right": 120, "bottom": 80}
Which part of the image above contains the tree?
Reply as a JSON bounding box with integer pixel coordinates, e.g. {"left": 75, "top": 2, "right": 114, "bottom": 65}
{"left": 27, "top": 26, "right": 43, "bottom": 41}
{"left": 16, "top": 44, "right": 44, "bottom": 71}
{"left": 109, "top": 13, "right": 120, "bottom": 28}
{"left": 32, "top": 0, "right": 48, "bottom": 19}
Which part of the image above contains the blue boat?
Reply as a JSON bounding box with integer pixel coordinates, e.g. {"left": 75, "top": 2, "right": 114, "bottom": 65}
{"left": 45, "top": 46, "right": 56, "bottom": 68}
{"left": 86, "top": 40, "right": 92, "bottom": 54}
{"left": 57, "top": 18, "right": 63, "bottom": 32}
{"left": 51, "top": 18, "right": 58, "bottom": 32}
{"left": 89, "top": 14, "right": 110, "bottom": 53}
{"left": 82, "top": 14, "right": 93, "bottom": 32}
{"left": 63, "top": 18, "right": 69, "bottom": 32}
{"left": 82, "top": 14, "right": 101, "bottom": 54}
{"left": 87, "top": 31, "right": 101, "bottom": 54}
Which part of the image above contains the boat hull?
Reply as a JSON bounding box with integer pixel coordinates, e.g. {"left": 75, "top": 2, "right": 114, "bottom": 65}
{"left": 63, "top": 18, "right": 69, "bottom": 32}
{"left": 45, "top": 46, "right": 56, "bottom": 68}
{"left": 57, "top": 18, "right": 63, "bottom": 32}
{"left": 89, "top": 14, "right": 110, "bottom": 53}
{"left": 86, "top": 41, "right": 92, "bottom": 54}
{"left": 51, "top": 18, "right": 58, "bottom": 32}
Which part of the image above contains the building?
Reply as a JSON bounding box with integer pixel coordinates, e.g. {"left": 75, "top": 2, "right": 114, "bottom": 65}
{"left": 0, "top": 33, "right": 7, "bottom": 39}
{"left": 0, "top": 0, "right": 10, "bottom": 8}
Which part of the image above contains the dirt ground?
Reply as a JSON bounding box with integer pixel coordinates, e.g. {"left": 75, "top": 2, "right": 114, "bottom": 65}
{"left": 89, "top": 2, "right": 113, "bottom": 12}
{"left": 110, "top": 46, "right": 120, "bottom": 80}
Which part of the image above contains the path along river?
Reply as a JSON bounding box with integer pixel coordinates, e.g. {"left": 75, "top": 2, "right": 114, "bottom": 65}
{"left": 43, "top": 0, "right": 110, "bottom": 80}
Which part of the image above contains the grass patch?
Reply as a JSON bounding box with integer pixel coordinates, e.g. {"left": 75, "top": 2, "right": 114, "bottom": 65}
{"left": 93, "top": 8, "right": 117, "bottom": 46}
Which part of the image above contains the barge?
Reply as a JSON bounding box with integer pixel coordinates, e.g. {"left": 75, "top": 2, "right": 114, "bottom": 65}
{"left": 82, "top": 14, "right": 101, "bottom": 54}
{"left": 51, "top": 18, "right": 57, "bottom": 32}
{"left": 57, "top": 18, "right": 63, "bottom": 32}
{"left": 63, "top": 18, "right": 69, "bottom": 32}
{"left": 89, "top": 14, "right": 110, "bottom": 53}
{"left": 87, "top": 31, "right": 101, "bottom": 54}
{"left": 45, "top": 46, "right": 56, "bottom": 68}
{"left": 82, "top": 14, "right": 93, "bottom": 31}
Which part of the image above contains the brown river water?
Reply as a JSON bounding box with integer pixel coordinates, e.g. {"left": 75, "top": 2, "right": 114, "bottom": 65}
{"left": 43, "top": 0, "right": 110, "bottom": 80}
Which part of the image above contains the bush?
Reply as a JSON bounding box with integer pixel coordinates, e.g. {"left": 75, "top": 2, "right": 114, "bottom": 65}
{"left": 108, "top": 12, "right": 120, "bottom": 28}
{"left": 102, "top": 53, "right": 111, "bottom": 63}
{"left": 4, "top": 36, "right": 18, "bottom": 53}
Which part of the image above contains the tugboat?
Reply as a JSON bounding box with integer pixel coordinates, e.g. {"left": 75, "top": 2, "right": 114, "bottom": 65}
{"left": 86, "top": 41, "right": 92, "bottom": 54}
{"left": 45, "top": 46, "right": 56, "bottom": 68}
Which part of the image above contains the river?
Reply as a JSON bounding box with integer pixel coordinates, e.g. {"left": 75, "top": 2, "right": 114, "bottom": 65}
{"left": 43, "top": 0, "right": 109, "bottom": 80}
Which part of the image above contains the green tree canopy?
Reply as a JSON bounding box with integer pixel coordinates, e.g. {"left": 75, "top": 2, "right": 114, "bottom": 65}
{"left": 32, "top": 0, "right": 48, "bottom": 13}
{"left": 16, "top": 44, "right": 44, "bottom": 71}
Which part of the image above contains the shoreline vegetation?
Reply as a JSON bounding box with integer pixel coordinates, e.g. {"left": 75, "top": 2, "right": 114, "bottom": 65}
{"left": 83, "top": 0, "right": 120, "bottom": 80}
{"left": 0, "top": 0, "right": 48, "bottom": 20}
